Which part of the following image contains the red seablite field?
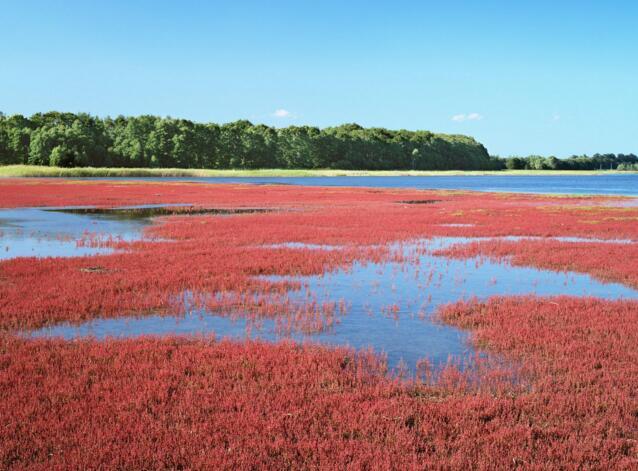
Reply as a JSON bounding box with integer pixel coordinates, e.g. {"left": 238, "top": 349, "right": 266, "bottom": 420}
{"left": 1, "top": 178, "right": 638, "bottom": 468}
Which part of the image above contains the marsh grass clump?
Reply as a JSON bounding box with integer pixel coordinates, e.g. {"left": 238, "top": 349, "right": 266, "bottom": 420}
{"left": 396, "top": 199, "right": 442, "bottom": 205}
{"left": 50, "top": 205, "right": 273, "bottom": 219}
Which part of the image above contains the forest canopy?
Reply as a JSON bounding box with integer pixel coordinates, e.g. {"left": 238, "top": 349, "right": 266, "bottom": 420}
{"left": 0, "top": 112, "right": 499, "bottom": 170}
{"left": 502, "top": 153, "right": 638, "bottom": 171}
{"left": 1, "top": 112, "right": 635, "bottom": 171}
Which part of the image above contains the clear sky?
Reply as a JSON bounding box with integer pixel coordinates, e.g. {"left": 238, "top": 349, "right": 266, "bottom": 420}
{"left": 2, "top": 1, "right": 637, "bottom": 157}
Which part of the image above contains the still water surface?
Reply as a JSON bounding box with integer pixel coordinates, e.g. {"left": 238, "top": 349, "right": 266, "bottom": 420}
{"left": 28, "top": 240, "right": 638, "bottom": 370}
{"left": 0, "top": 207, "right": 151, "bottom": 259}
{"left": 80, "top": 174, "right": 638, "bottom": 196}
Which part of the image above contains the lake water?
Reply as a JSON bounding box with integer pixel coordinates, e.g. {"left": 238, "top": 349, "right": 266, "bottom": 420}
{"left": 81, "top": 174, "right": 638, "bottom": 196}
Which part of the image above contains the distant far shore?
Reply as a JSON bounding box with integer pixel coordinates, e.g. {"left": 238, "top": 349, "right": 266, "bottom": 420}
{"left": 0, "top": 165, "right": 637, "bottom": 178}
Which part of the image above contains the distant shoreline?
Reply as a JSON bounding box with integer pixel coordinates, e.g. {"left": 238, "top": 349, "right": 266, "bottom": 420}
{"left": 1, "top": 165, "right": 637, "bottom": 178}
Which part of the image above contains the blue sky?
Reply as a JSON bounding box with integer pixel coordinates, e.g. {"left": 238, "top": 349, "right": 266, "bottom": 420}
{"left": 2, "top": 1, "right": 637, "bottom": 157}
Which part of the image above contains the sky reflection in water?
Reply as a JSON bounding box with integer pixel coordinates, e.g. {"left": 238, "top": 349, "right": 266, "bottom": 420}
{"left": 24, "top": 234, "right": 638, "bottom": 370}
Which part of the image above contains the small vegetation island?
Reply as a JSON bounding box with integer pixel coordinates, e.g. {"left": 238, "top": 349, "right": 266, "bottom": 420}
{"left": 2, "top": 112, "right": 636, "bottom": 173}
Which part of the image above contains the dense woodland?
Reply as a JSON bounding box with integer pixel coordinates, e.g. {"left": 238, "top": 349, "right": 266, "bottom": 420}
{"left": 502, "top": 153, "right": 638, "bottom": 171}
{"left": 0, "top": 112, "right": 498, "bottom": 170}
{"left": 0, "top": 112, "right": 636, "bottom": 171}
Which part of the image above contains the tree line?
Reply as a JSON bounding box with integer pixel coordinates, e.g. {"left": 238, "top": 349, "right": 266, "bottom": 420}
{"left": 501, "top": 154, "right": 638, "bottom": 171}
{"left": 0, "top": 112, "right": 500, "bottom": 170}
{"left": 2, "top": 112, "right": 635, "bottom": 171}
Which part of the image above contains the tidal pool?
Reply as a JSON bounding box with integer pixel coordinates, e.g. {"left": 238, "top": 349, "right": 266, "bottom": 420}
{"left": 0, "top": 204, "right": 278, "bottom": 260}
{"left": 27, "top": 237, "right": 638, "bottom": 371}
{"left": 0, "top": 207, "right": 151, "bottom": 259}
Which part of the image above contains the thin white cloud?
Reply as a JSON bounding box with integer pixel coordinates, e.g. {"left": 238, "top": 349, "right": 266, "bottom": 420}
{"left": 272, "top": 109, "right": 292, "bottom": 118}
{"left": 451, "top": 113, "right": 483, "bottom": 122}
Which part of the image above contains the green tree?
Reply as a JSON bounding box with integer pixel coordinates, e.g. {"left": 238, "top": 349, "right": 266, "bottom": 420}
{"left": 505, "top": 157, "right": 525, "bottom": 170}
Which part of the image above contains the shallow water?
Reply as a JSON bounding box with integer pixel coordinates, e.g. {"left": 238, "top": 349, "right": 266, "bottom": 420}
{"left": 78, "top": 174, "right": 638, "bottom": 196}
{"left": 27, "top": 238, "right": 638, "bottom": 370}
{"left": 0, "top": 205, "right": 283, "bottom": 260}
{"left": 0, "top": 207, "right": 151, "bottom": 259}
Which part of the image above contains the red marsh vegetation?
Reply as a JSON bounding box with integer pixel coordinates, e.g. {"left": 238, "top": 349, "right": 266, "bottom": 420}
{"left": 1, "top": 179, "right": 637, "bottom": 332}
{"left": 1, "top": 179, "right": 638, "bottom": 468}
{"left": 3, "top": 296, "right": 638, "bottom": 468}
